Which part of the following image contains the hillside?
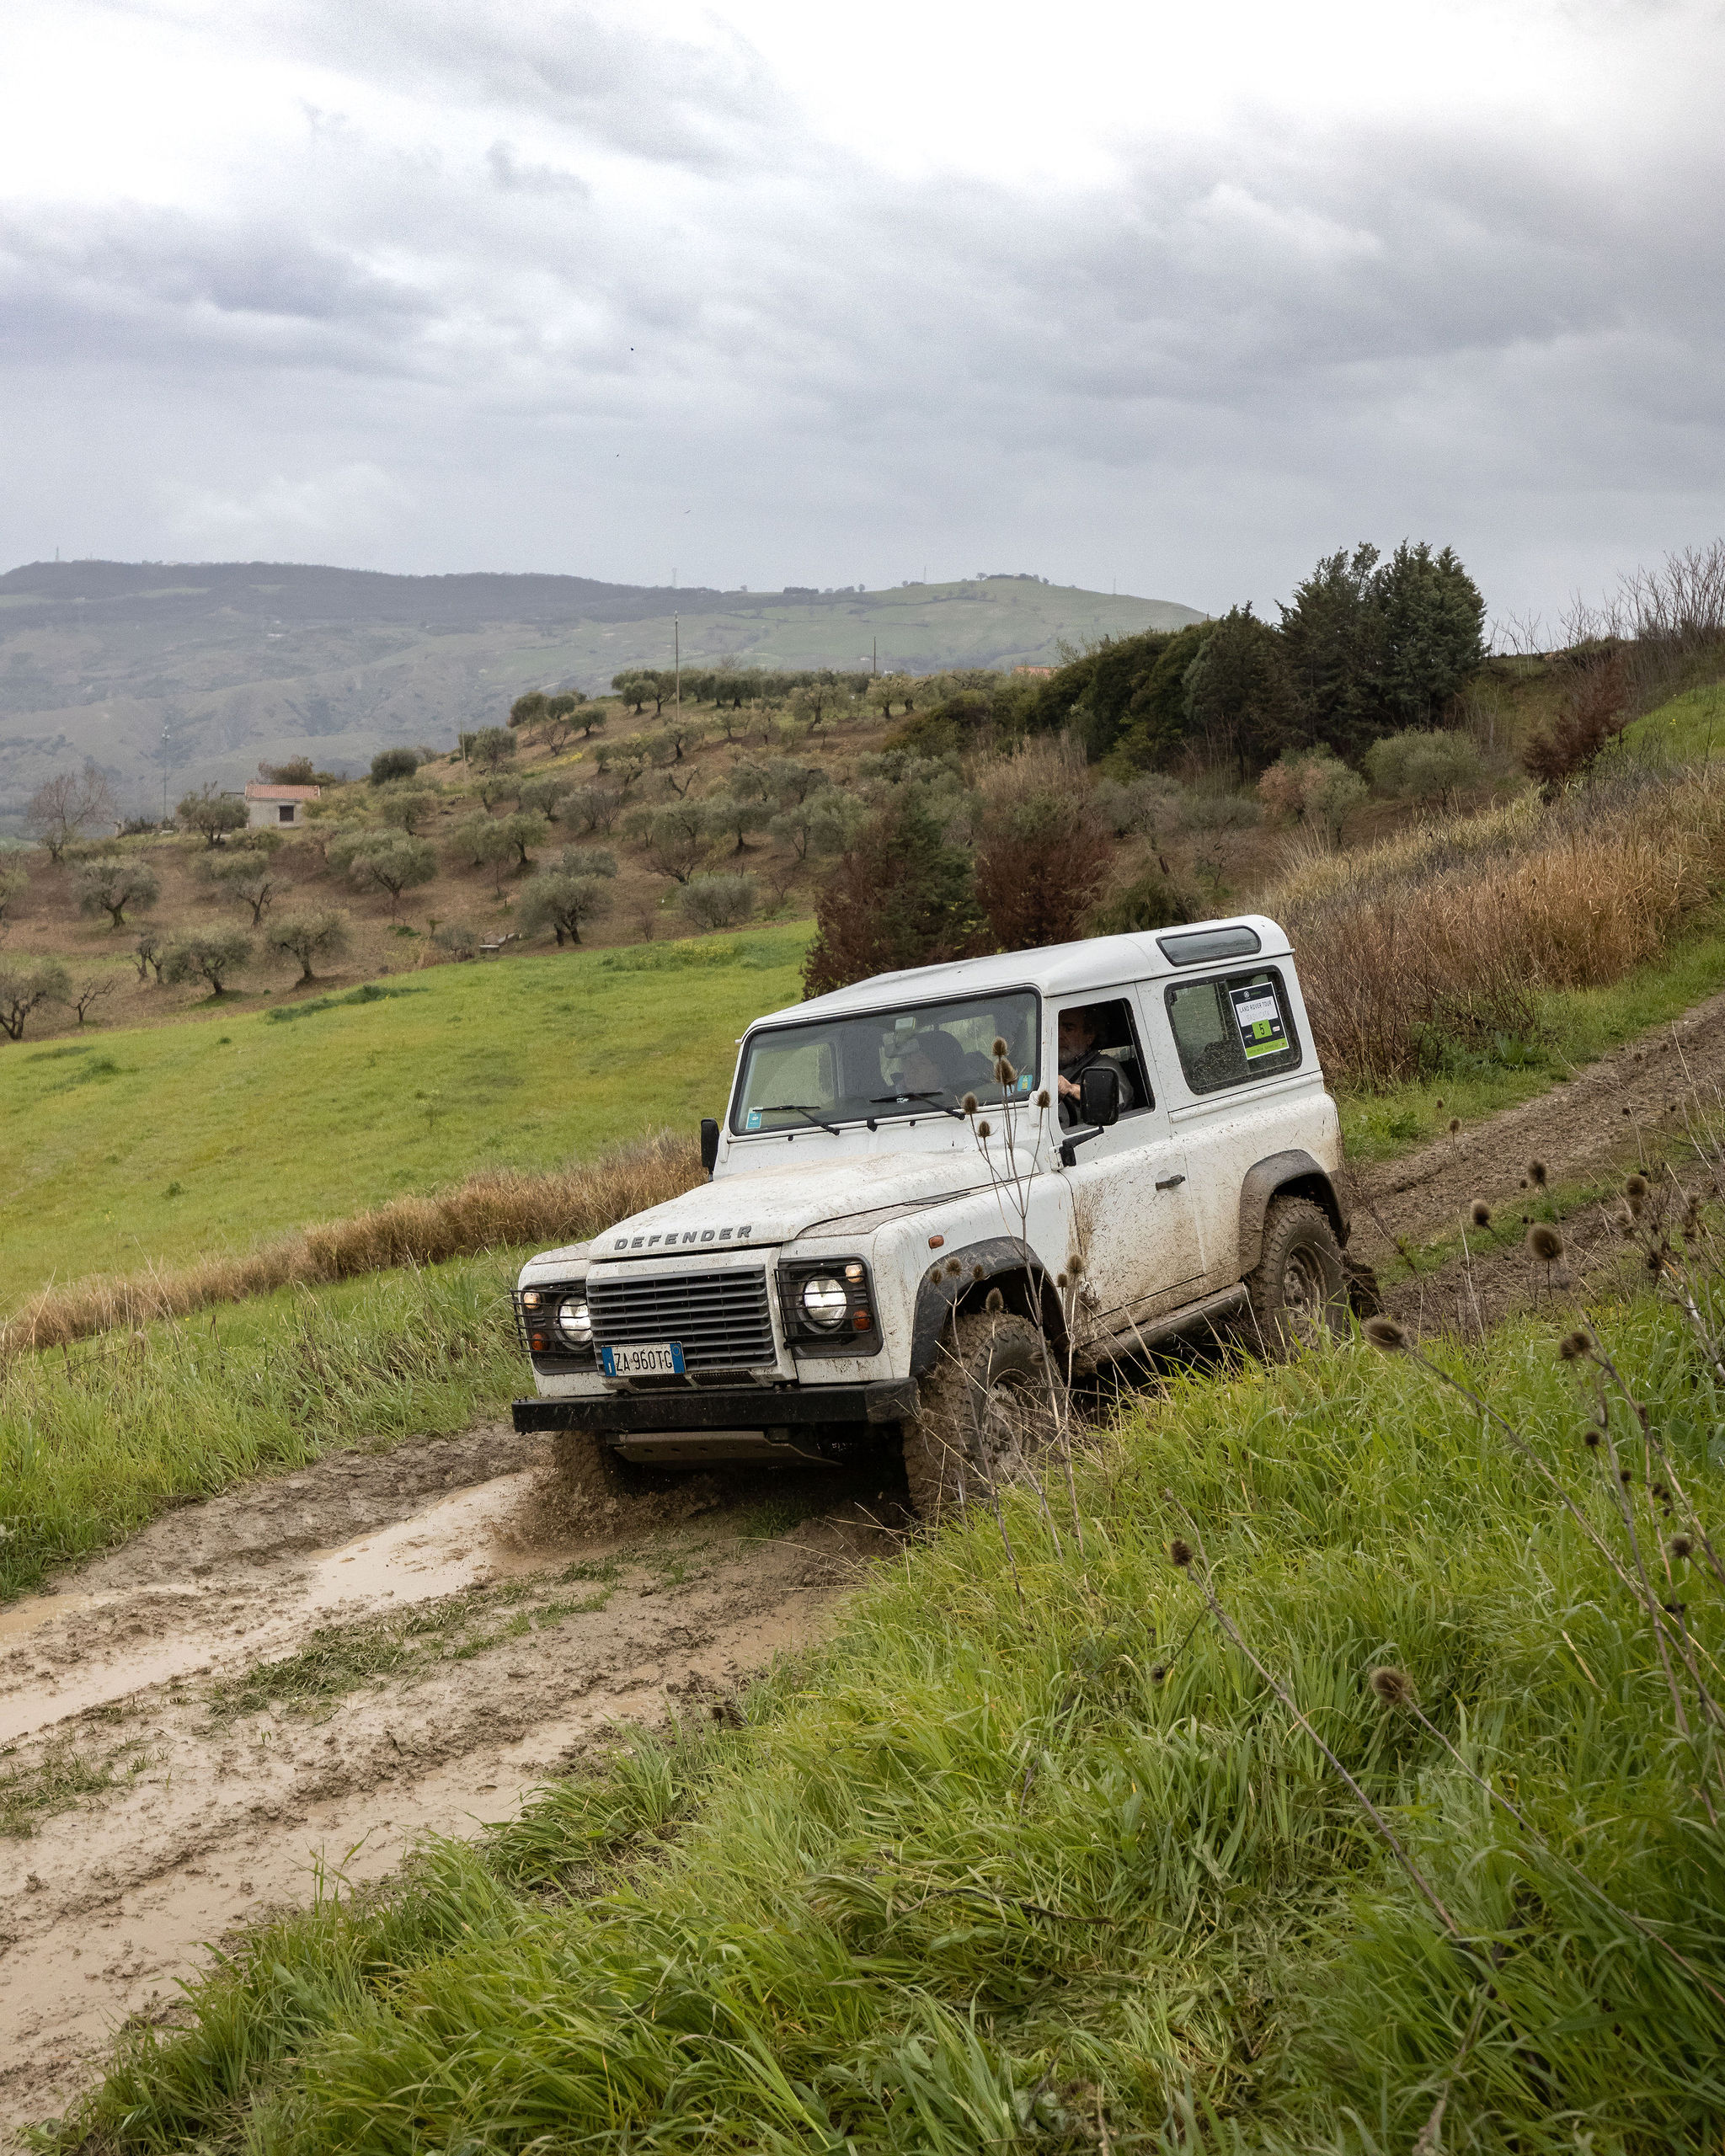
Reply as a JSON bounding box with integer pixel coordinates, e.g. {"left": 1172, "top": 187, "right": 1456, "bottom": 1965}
{"left": 0, "top": 561, "right": 1204, "bottom": 816}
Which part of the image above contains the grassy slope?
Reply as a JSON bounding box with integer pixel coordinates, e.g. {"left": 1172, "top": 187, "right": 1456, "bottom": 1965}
{"left": 0, "top": 1257, "right": 521, "bottom": 1600}
{"left": 56, "top": 1293, "right": 1725, "bottom": 2153}
{"left": 0, "top": 925, "right": 808, "bottom": 1309}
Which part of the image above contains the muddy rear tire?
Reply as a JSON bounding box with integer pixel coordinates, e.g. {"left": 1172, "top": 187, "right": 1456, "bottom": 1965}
{"left": 1243, "top": 1196, "right": 1349, "bottom": 1354}
{"left": 900, "top": 1310, "right": 1066, "bottom": 1524}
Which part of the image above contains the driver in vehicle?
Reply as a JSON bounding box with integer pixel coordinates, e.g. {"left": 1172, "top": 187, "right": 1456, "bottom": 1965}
{"left": 1057, "top": 1006, "right": 1135, "bottom": 1126}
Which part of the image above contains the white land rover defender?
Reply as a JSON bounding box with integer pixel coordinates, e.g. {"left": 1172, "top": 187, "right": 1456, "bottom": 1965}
{"left": 512, "top": 916, "right": 1368, "bottom": 1516}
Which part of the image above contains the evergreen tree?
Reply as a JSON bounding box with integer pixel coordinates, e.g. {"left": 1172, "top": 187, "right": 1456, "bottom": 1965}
{"left": 803, "top": 789, "right": 985, "bottom": 996}
{"left": 1181, "top": 607, "right": 1296, "bottom": 776}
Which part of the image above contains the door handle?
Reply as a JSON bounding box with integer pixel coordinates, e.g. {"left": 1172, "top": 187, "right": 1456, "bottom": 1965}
{"left": 1156, "top": 1174, "right": 1186, "bottom": 1190}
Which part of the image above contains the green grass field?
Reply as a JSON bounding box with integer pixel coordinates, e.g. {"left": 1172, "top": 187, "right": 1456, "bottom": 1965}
{"left": 53, "top": 1286, "right": 1725, "bottom": 2152}
{"left": 0, "top": 925, "right": 809, "bottom": 1310}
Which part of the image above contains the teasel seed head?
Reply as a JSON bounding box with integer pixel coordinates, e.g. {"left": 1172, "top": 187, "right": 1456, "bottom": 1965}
{"left": 946, "top": 1257, "right": 963, "bottom": 1278}
{"left": 1584, "top": 1429, "right": 1602, "bottom": 1448}
{"left": 1067, "top": 1252, "right": 1086, "bottom": 1280}
{"left": 1036, "top": 1088, "right": 1050, "bottom": 1109}
{"left": 1435, "top": 1097, "right": 1445, "bottom": 1111}
{"left": 1529, "top": 1158, "right": 1548, "bottom": 1187}
{"left": 976, "top": 1119, "right": 992, "bottom": 1140}
{"left": 1369, "top": 1666, "right": 1416, "bottom": 1709}
{"left": 1167, "top": 1537, "right": 1194, "bottom": 1568}
{"left": 991, "top": 1037, "right": 1008, "bottom": 1059}
{"left": 1559, "top": 1330, "right": 1591, "bottom": 1361}
{"left": 1150, "top": 1662, "right": 1167, "bottom": 1684}
{"left": 1527, "top": 1222, "right": 1565, "bottom": 1262}
{"left": 1624, "top": 1172, "right": 1649, "bottom": 1200}
{"left": 1056, "top": 1271, "right": 1069, "bottom": 1289}
{"left": 971, "top": 1262, "right": 985, "bottom": 1283}
{"left": 1363, "top": 1315, "right": 1409, "bottom": 1352}
{"left": 961, "top": 1091, "right": 979, "bottom": 1115}
{"left": 1470, "top": 1199, "right": 1493, "bottom": 1228}
{"left": 1619, "top": 1467, "right": 1634, "bottom": 1485}
{"left": 984, "top": 1285, "right": 1006, "bottom": 1314}
{"left": 1449, "top": 1116, "right": 1461, "bottom": 1136}
{"left": 1669, "top": 1534, "right": 1694, "bottom": 1561}
{"left": 994, "top": 1057, "right": 1017, "bottom": 1086}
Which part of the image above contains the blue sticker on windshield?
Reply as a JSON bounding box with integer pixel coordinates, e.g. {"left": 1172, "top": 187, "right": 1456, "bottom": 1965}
{"left": 1017, "top": 1073, "right": 1033, "bottom": 1092}
{"left": 745, "top": 1107, "right": 762, "bottom": 1132}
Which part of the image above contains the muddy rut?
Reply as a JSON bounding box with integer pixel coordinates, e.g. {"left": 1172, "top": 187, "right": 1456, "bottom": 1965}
{"left": 0, "top": 1428, "right": 898, "bottom": 2140}
{"left": 11, "top": 986, "right": 1725, "bottom": 2142}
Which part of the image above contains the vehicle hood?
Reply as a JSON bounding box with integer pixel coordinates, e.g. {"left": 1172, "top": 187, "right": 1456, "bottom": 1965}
{"left": 590, "top": 1151, "right": 1003, "bottom": 1259}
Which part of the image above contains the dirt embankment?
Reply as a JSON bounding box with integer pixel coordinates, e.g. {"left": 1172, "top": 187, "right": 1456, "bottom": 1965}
{"left": 1347, "top": 986, "right": 1725, "bottom": 1335}
{"left": 0, "top": 1428, "right": 899, "bottom": 2143}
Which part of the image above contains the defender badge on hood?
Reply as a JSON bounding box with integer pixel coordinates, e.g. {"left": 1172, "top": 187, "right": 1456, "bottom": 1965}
{"left": 612, "top": 1225, "right": 755, "bottom": 1251}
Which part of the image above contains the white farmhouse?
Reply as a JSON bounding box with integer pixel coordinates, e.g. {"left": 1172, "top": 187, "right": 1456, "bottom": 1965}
{"left": 244, "top": 782, "right": 320, "bottom": 829}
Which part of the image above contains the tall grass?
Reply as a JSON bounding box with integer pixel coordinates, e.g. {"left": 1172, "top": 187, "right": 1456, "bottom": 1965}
{"left": 0, "top": 1261, "right": 522, "bottom": 1599}
{"left": 0, "top": 1133, "right": 699, "bottom": 1360}
{"left": 1276, "top": 760, "right": 1725, "bottom": 1086}
{"left": 52, "top": 1286, "right": 1725, "bottom": 2152}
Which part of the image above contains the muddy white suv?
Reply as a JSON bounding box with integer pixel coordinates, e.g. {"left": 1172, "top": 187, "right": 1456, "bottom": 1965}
{"left": 512, "top": 915, "right": 1364, "bottom": 1516}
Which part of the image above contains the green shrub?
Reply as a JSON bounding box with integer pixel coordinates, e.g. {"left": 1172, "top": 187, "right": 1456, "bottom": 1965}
{"left": 369, "top": 748, "right": 420, "bottom": 786}
{"left": 1364, "top": 727, "right": 1486, "bottom": 803}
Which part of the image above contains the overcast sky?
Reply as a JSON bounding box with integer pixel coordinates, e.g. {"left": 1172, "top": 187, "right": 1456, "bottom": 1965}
{"left": 3, "top": 0, "right": 1722, "bottom": 629}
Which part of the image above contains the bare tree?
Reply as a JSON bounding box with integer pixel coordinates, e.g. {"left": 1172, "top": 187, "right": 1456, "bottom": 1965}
{"left": 26, "top": 762, "right": 117, "bottom": 862}
{"left": 64, "top": 975, "right": 116, "bottom": 1026}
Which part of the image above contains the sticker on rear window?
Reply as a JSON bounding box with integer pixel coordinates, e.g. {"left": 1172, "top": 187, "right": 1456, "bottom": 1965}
{"left": 1230, "top": 983, "right": 1288, "bottom": 1061}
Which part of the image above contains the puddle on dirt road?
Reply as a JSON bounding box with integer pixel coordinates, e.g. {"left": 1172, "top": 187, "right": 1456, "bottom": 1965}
{"left": 0, "top": 1467, "right": 551, "bottom": 1748}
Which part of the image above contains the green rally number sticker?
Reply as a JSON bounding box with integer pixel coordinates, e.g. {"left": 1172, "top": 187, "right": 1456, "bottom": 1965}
{"left": 1229, "top": 983, "right": 1288, "bottom": 1061}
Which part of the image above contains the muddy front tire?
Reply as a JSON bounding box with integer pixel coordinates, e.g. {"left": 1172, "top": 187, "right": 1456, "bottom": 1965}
{"left": 1243, "top": 1196, "right": 1349, "bottom": 1353}
{"left": 900, "top": 1310, "right": 1065, "bottom": 1524}
{"left": 552, "top": 1429, "right": 660, "bottom": 1511}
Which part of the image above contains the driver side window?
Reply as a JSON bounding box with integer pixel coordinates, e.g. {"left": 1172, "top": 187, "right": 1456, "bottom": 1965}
{"left": 1055, "top": 997, "right": 1153, "bottom": 1116}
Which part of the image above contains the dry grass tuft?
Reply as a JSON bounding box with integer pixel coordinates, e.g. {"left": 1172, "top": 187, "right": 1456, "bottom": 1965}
{"left": 1274, "top": 764, "right": 1725, "bottom": 1086}
{"left": 0, "top": 1132, "right": 701, "bottom": 1360}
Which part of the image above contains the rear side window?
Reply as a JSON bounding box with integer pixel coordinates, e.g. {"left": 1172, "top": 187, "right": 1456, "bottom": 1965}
{"left": 1164, "top": 967, "right": 1300, "bottom": 1094}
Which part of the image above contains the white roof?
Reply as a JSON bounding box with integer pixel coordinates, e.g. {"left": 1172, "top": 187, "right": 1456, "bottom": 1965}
{"left": 754, "top": 914, "right": 1291, "bottom": 1032}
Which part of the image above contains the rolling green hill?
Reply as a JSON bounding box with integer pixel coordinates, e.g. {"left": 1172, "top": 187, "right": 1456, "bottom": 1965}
{"left": 0, "top": 924, "right": 810, "bottom": 1310}
{"left": 0, "top": 560, "right": 1204, "bottom": 816}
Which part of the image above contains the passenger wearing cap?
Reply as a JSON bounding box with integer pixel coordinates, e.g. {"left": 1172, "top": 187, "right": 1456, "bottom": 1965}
{"left": 896, "top": 1030, "right": 967, "bottom": 1097}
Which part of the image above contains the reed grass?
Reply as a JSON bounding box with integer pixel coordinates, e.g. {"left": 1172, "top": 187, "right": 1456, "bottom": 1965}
{"left": 50, "top": 1282, "right": 1725, "bottom": 2153}
{"left": 1276, "top": 760, "right": 1725, "bottom": 1086}
{"left": 0, "top": 1132, "right": 699, "bottom": 1361}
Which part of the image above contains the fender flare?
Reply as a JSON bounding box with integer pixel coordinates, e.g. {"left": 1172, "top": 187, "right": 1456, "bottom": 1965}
{"left": 1237, "top": 1150, "right": 1349, "bottom": 1275}
{"left": 909, "top": 1235, "right": 1065, "bottom": 1378}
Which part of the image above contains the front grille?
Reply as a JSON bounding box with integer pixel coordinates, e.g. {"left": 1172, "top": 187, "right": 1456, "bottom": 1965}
{"left": 587, "top": 1267, "right": 777, "bottom": 1372}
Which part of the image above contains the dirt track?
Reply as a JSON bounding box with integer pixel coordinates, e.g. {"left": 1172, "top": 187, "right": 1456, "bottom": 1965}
{"left": 0, "top": 1429, "right": 897, "bottom": 2142}
{"left": 10, "top": 987, "right": 1725, "bottom": 2143}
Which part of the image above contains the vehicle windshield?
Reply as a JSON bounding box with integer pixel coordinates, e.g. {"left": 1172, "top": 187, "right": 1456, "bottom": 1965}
{"left": 731, "top": 990, "right": 1040, "bottom": 1134}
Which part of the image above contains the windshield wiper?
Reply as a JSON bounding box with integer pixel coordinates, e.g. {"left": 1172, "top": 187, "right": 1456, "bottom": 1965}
{"left": 870, "top": 1089, "right": 967, "bottom": 1124}
{"left": 761, "top": 1102, "right": 842, "bottom": 1136}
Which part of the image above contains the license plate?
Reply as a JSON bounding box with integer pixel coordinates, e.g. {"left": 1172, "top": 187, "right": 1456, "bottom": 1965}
{"left": 600, "top": 1341, "right": 686, "bottom": 1379}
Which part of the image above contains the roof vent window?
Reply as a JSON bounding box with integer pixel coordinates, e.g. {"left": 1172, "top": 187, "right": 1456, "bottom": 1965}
{"left": 1156, "top": 926, "right": 1263, "bottom": 968}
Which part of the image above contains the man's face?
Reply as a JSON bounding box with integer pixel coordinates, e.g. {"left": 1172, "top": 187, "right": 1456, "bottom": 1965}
{"left": 1059, "top": 1011, "right": 1096, "bottom": 1061}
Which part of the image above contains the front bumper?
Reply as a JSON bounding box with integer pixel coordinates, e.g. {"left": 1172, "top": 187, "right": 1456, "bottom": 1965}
{"left": 511, "top": 1379, "right": 919, "bottom": 1438}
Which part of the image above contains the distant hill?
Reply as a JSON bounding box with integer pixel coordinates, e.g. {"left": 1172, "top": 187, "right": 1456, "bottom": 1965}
{"left": 0, "top": 560, "right": 1204, "bottom": 816}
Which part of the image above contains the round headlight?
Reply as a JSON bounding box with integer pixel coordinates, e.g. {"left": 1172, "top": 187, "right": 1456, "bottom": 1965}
{"left": 799, "top": 1274, "right": 848, "bottom": 1331}
{"left": 556, "top": 1296, "right": 592, "bottom": 1349}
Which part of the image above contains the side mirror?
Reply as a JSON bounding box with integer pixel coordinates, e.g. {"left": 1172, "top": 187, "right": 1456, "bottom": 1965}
{"left": 700, "top": 1117, "right": 720, "bottom": 1176}
{"left": 1078, "top": 1063, "right": 1122, "bottom": 1129}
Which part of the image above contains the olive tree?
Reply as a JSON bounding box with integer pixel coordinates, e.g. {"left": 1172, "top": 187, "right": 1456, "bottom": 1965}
{"left": 162, "top": 931, "right": 253, "bottom": 995}
{"left": 517, "top": 848, "right": 619, "bottom": 946}
{"left": 73, "top": 855, "right": 161, "bottom": 928}
{"left": 343, "top": 834, "right": 437, "bottom": 915}
{"left": 264, "top": 907, "right": 351, "bottom": 984}
{"left": 177, "top": 787, "right": 248, "bottom": 846}
{"left": 0, "top": 865, "right": 30, "bottom": 921}
{"left": 0, "top": 957, "right": 71, "bottom": 1039}
{"left": 369, "top": 747, "right": 419, "bottom": 786}
{"left": 702, "top": 794, "right": 771, "bottom": 854}
{"left": 678, "top": 873, "right": 757, "bottom": 931}
{"left": 204, "top": 849, "right": 291, "bottom": 924}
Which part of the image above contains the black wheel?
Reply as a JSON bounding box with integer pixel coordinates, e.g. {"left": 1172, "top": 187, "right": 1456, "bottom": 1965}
{"left": 900, "top": 1310, "right": 1066, "bottom": 1523}
{"left": 1244, "top": 1197, "right": 1349, "bottom": 1353}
